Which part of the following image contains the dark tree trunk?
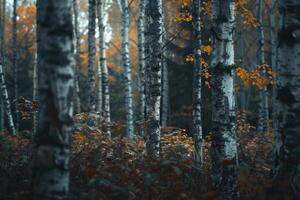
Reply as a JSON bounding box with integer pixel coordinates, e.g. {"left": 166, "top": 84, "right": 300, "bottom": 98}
{"left": 145, "top": 0, "right": 163, "bottom": 157}
{"left": 32, "top": 0, "right": 74, "bottom": 199}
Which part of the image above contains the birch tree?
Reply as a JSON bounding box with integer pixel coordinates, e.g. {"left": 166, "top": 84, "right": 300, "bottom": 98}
{"left": 270, "top": 0, "right": 278, "bottom": 134}
{"left": 0, "top": 0, "right": 5, "bottom": 130}
{"left": 160, "top": 4, "right": 169, "bottom": 128}
{"left": 0, "top": 0, "right": 15, "bottom": 134}
{"left": 121, "top": 0, "right": 134, "bottom": 139}
{"left": 73, "top": 0, "right": 81, "bottom": 114}
{"left": 33, "top": 52, "right": 38, "bottom": 135}
{"left": 138, "top": 0, "right": 146, "bottom": 137}
{"left": 0, "top": 62, "right": 16, "bottom": 135}
{"left": 97, "top": 0, "right": 112, "bottom": 136}
{"left": 33, "top": 0, "right": 74, "bottom": 198}
{"left": 192, "top": 0, "right": 203, "bottom": 164}
{"left": 256, "top": 0, "right": 269, "bottom": 133}
{"left": 12, "top": 0, "right": 19, "bottom": 130}
{"left": 210, "top": 0, "right": 238, "bottom": 199}
{"left": 87, "top": 0, "right": 97, "bottom": 112}
{"left": 272, "top": 0, "right": 300, "bottom": 198}
{"left": 145, "top": 0, "right": 163, "bottom": 157}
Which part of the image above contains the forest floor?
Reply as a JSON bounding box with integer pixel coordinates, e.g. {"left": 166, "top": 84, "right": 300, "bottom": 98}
{"left": 0, "top": 113, "right": 289, "bottom": 200}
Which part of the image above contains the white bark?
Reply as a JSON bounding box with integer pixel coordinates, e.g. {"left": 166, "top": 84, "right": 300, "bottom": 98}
{"left": 160, "top": 4, "right": 169, "bottom": 128}
{"left": 192, "top": 0, "right": 203, "bottom": 164}
{"left": 0, "top": 63, "right": 16, "bottom": 135}
{"left": 97, "top": 0, "right": 111, "bottom": 136}
{"left": 145, "top": 0, "right": 163, "bottom": 157}
{"left": 256, "top": 0, "right": 269, "bottom": 133}
{"left": 273, "top": 0, "right": 300, "bottom": 198}
{"left": 33, "top": 0, "right": 74, "bottom": 198}
{"left": 12, "top": 0, "right": 19, "bottom": 131}
{"left": 121, "top": 0, "right": 134, "bottom": 139}
{"left": 210, "top": 0, "right": 238, "bottom": 199}
{"left": 138, "top": 0, "right": 146, "bottom": 137}
{"left": 73, "top": 0, "right": 81, "bottom": 114}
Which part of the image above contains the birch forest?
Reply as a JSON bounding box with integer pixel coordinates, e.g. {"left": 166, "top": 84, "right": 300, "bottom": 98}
{"left": 0, "top": 0, "right": 300, "bottom": 199}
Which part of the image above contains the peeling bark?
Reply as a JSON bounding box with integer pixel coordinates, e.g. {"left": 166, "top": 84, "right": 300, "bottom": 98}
{"left": 33, "top": 0, "right": 74, "bottom": 199}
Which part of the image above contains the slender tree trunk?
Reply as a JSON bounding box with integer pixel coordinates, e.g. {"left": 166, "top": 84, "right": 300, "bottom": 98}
{"left": 145, "top": 0, "right": 163, "bottom": 157}
{"left": 192, "top": 0, "right": 203, "bottom": 164}
{"left": 73, "top": 0, "right": 81, "bottom": 114}
{"left": 270, "top": 0, "right": 277, "bottom": 129}
{"left": 96, "top": 0, "right": 102, "bottom": 115}
{"left": 0, "top": 63, "right": 16, "bottom": 135}
{"left": 87, "top": 0, "right": 97, "bottom": 112}
{"left": 210, "top": 0, "right": 238, "bottom": 199}
{"left": 237, "top": 15, "right": 247, "bottom": 117}
{"left": 161, "top": 58, "right": 168, "bottom": 127}
{"left": 33, "top": 52, "right": 38, "bottom": 135}
{"left": 270, "top": 0, "right": 281, "bottom": 178}
{"left": 12, "top": 0, "right": 19, "bottom": 131}
{"left": 0, "top": 0, "right": 5, "bottom": 130}
{"left": 121, "top": 0, "right": 134, "bottom": 139}
{"left": 138, "top": 0, "right": 146, "bottom": 137}
{"left": 97, "top": 0, "right": 111, "bottom": 136}
{"left": 33, "top": 0, "right": 74, "bottom": 198}
{"left": 160, "top": 6, "right": 169, "bottom": 128}
{"left": 0, "top": 0, "right": 15, "bottom": 134}
{"left": 256, "top": 0, "right": 269, "bottom": 133}
{"left": 272, "top": 0, "right": 300, "bottom": 198}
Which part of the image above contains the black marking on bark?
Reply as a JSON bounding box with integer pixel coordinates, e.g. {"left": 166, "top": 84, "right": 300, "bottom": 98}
{"left": 47, "top": 91, "right": 63, "bottom": 134}
{"left": 277, "top": 86, "right": 296, "bottom": 105}
{"left": 212, "top": 63, "right": 236, "bottom": 75}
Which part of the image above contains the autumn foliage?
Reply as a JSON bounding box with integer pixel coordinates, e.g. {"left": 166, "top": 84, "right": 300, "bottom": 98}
{"left": 0, "top": 111, "right": 283, "bottom": 199}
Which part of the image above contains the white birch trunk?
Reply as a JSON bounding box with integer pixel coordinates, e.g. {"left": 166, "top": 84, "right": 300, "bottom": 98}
{"left": 210, "top": 0, "right": 238, "bottom": 199}
{"left": 33, "top": 0, "right": 74, "bottom": 198}
{"left": 160, "top": 5, "right": 169, "bottom": 128}
{"left": 97, "top": 0, "right": 111, "bottom": 136}
{"left": 256, "top": 0, "right": 269, "bottom": 133}
{"left": 12, "top": 0, "right": 19, "bottom": 131}
{"left": 0, "top": 63, "right": 16, "bottom": 135}
{"left": 273, "top": 0, "right": 300, "bottom": 198}
{"left": 73, "top": 0, "right": 81, "bottom": 114}
{"left": 138, "top": 0, "right": 146, "bottom": 137}
{"left": 121, "top": 0, "right": 134, "bottom": 139}
{"left": 192, "top": 0, "right": 203, "bottom": 164}
{"left": 96, "top": 0, "right": 103, "bottom": 115}
{"left": 145, "top": 0, "right": 163, "bottom": 157}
